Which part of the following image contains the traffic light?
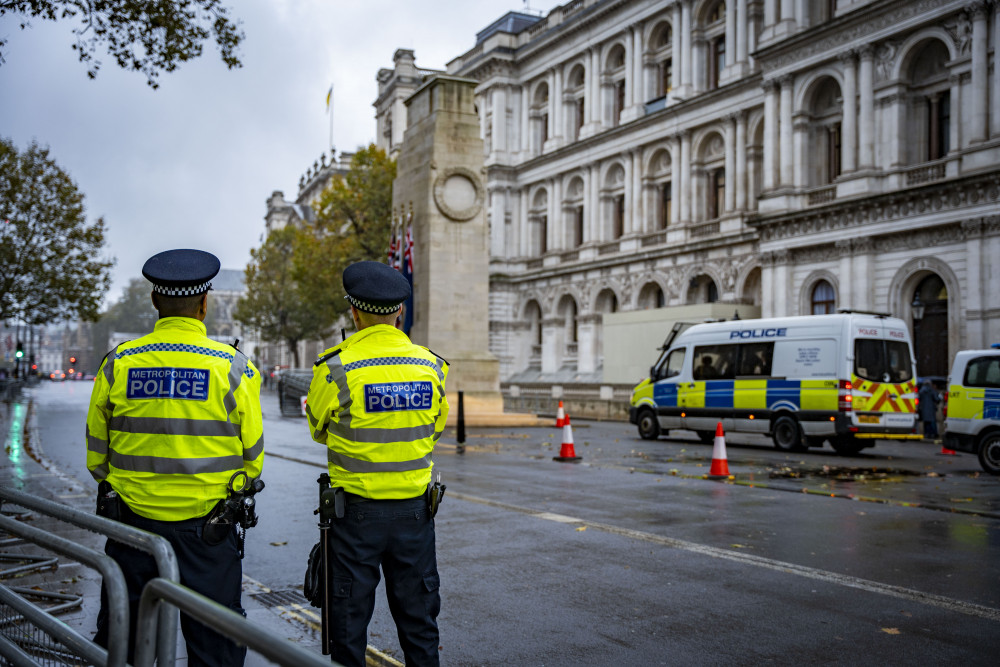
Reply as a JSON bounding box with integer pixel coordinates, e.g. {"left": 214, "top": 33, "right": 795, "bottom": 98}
{"left": 69, "top": 356, "right": 77, "bottom": 365}
{"left": 15, "top": 341, "right": 23, "bottom": 359}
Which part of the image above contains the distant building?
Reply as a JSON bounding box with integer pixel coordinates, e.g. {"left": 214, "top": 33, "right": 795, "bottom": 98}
{"left": 374, "top": 0, "right": 1000, "bottom": 388}
{"left": 259, "top": 149, "right": 353, "bottom": 370}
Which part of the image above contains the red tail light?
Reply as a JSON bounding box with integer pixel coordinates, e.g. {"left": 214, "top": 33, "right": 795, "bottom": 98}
{"left": 838, "top": 379, "right": 853, "bottom": 412}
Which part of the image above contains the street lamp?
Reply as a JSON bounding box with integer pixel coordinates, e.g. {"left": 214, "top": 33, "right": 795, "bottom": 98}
{"left": 911, "top": 293, "right": 925, "bottom": 321}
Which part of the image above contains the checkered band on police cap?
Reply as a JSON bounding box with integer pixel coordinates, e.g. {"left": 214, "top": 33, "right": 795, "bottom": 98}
{"left": 151, "top": 281, "right": 214, "bottom": 297}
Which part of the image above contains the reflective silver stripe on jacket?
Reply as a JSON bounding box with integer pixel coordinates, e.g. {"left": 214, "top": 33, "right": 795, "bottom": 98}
{"left": 223, "top": 352, "right": 248, "bottom": 419}
{"left": 319, "top": 355, "right": 353, "bottom": 440}
{"left": 326, "top": 421, "right": 437, "bottom": 444}
{"left": 244, "top": 435, "right": 264, "bottom": 462}
{"left": 86, "top": 425, "right": 108, "bottom": 456}
{"left": 109, "top": 451, "right": 245, "bottom": 475}
{"left": 327, "top": 450, "right": 431, "bottom": 473}
{"left": 108, "top": 416, "right": 240, "bottom": 438}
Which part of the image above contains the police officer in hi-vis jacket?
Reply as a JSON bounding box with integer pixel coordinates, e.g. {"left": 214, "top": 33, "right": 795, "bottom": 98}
{"left": 86, "top": 248, "right": 264, "bottom": 666}
{"left": 306, "top": 260, "right": 449, "bottom": 667}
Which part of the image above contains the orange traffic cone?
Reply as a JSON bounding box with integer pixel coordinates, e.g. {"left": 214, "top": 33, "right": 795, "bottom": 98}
{"left": 938, "top": 441, "right": 958, "bottom": 456}
{"left": 555, "top": 400, "right": 566, "bottom": 428}
{"left": 553, "top": 414, "right": 582, "bottom": 462}
{"left": 708, "top": 422, "right": 730, "bottom": 478}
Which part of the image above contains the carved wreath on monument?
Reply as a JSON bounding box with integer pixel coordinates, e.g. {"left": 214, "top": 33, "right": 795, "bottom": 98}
{"left": 433, "top": 167, "right": 484, "bottom": 222}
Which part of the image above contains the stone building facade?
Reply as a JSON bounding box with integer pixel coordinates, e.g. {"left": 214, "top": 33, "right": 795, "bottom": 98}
{"left": 375, "top": 0, "right": 1000, "bottom": 385}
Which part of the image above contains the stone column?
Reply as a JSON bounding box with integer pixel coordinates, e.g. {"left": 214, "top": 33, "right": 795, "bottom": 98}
{"left": 670, "top": 136, "right": 681, "bottom": 224}
{"left": 735, "top": 111, "right": 748, "bottom": 210}
{"left": 836, "top": 240, "right": 854, "bottom": 311}
{"left": 541, "top": 317, "right": 561, "bottom": 374}
{"left": 994, "top": 6, "right": 1000, "bottom": 137}
{"left": 763, "top": 0, "right": 777, "bottom": 27}
{"left": 552, "top": 67, "right": 564, "bottom": 144}
{"left": 852, "top": 238, "right": 874, "bottom": 311}
{"left": 593, "top": 162, "right": 603, "bottom": 242}
{"left": 550, "top": 177, "right": 562, "bottom": 250}
{"left": 949, "top": 74, "right": 961, "bottom": 152}
{"left": 763, "top": 79, "right": 778, "bottom": 190}
{"left": 840, "top": 50, "right": 857, "bottom": 173}
{"left": 970, "top": 2, "right": 989, "bottom": 143}
{"left": 780, "top": 0, "right": 795, "bottom": 23}
{"left": 725, "top": 1, "right": 736, "bottom": 70}
{"left": 493, "top": 84, "right": 507, "bottom": 161}
{"left": 858, "top": 46, "right": 875, "bottom": 169}
{"left": 577, "top": 314, "right": 599, "bottom": 374}
{"left": 681, "top": 1, "right": 692, "bottom": 90}
{"left": 725, "top": 114, "right": 736, "bottom": 213}
{"left": 779, "top": 76, "right": 794, "bottom": 187}
{"left": 737, "top": 0, "right": 749, "bottom": 64}
{"left": 964, "top": 219, "right": 984, "bottom": 347}
{"left": 630, "top": 148, "right": 643, "bottom": 234}
{"left": 772, "top": 249, "right": 791, "bottom": 316}
{"left": 672, "top": 3, "right": 684, "bottom": 98}
{"left": 680, "top": 131, "right": 692, "bottom": 222}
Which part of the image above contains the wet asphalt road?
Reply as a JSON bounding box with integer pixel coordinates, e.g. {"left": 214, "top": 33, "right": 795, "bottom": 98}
{"left": 20, "top": 381, "right": 1000, "bottom": 665}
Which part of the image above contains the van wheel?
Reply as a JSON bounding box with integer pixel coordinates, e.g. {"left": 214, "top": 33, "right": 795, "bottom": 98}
{"left": 772, "top": 416, "right": 803, "bottom": 451}
{"left": 696, "top": 430, "right": 715, "bottom": 444}
{"left": 978, "top": 433, "right": 1000, "bottom": 475}
{"left": 830, "top": 437, "right": 865, "bottom": 456}
{"left": 637, "top": 409, "right": 660, "bottom": 440}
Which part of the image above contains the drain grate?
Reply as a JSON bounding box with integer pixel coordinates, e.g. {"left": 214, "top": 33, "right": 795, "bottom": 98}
{"left": 250, "top": 589, "right": 309, "bottom": 609}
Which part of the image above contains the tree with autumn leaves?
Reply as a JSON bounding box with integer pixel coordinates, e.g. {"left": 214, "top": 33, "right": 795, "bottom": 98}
{"left": 234, "top": 145, "right": 396, "bottom": 367}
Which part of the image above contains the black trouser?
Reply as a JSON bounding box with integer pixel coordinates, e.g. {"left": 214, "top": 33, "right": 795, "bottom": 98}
{"left": 326, "top": 494, "right": 440, "bottom": 667}
{"left": 95, "top": 504, "right": 246, "bottom": 667}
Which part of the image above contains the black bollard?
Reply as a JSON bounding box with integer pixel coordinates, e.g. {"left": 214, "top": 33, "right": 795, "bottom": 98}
{"left": 457, "top": 391, "right": 466, "bottom": 454}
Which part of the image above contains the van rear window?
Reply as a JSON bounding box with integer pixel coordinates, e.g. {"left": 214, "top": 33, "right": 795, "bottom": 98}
{"left": 854, "top": 340, "right": 913, "bottom": 383}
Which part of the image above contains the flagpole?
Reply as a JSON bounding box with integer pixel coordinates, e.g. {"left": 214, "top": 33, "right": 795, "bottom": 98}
{"left": 328, "top": 83, "right": 335, "bottom": 150}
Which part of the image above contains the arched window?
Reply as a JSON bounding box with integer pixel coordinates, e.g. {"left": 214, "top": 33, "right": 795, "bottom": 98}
{"left": 811, "top": 280, "right": 836, "bottom": 314}
{"left": 639, "top": 282, "right": 666, "bottom": 309}
{"left": 905, "top": 40, "right": 951, "bottom": 164}
{"left": 704, "top": 1, "right": 726, "bottom": 91}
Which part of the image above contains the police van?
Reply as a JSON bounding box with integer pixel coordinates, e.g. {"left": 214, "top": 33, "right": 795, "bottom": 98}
{"left": 628, "top": 313, "right": 920, "bottom": 455}
{"left": 944, "top": 346, "right": 1000, "bottom": 474}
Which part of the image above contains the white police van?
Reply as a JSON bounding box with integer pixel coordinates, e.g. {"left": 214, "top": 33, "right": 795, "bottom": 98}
{"left": 944, "top": 346, "right": 1000, "bottom": 474}
{"left": 629, "top": 313, "right": 921, "bottom": 455}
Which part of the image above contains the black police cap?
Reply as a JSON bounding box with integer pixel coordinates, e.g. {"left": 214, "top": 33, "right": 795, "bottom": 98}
{"left": 142, "top": 249, "right": 221, "bottom": 297}
{"left": 343, "top": 260, "right": 410, "bottom": 314}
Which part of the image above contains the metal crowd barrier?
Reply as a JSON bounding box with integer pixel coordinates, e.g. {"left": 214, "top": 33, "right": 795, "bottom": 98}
{"left": 0, "top": 488, "right": 335, "bottom": 666}
{"left": 0, "top": 487, "right": 179, "bottom": 666}
{"left": 0, "top": 514, "right": 127, "bottom": 666}
{"left": 134, "top": 578, "right": 336, "bottom": 667}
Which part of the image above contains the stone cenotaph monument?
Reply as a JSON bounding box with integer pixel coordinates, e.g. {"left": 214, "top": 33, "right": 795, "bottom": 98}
{"left": 394, "top": 75, "right": 535, "bottom": 425}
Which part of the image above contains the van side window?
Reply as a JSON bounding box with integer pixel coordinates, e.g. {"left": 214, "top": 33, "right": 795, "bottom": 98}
{"left": 737, "top": 342, "right": 774, "bottom": 376}
{"left": 664, "top": 349, "right": 685, "bottom": 378}
{"left": 965, "top": 356, "right": 1000, "bottom": 388}
{"left": 693, "top": 345, "right": 737, "bottom": 380}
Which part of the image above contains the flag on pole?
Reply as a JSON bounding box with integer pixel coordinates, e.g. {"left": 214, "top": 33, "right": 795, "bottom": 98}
{"left": 326, "top": 85, "right": 333, "bottom": 112}
{"left": 401, "top": 211, "right": 414, "bottom": 335}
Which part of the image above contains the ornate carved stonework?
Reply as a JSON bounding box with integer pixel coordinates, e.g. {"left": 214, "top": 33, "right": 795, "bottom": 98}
{"left": 763, "top": 0, "right": 955, "bottom": 72}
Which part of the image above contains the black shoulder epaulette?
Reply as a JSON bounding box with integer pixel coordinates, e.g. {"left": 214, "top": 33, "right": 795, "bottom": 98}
{"left": 314, "top": 348, "right": 342, "bottom": 367}
{"left": 423, "top": 347, "right": 449, "bottom": 367}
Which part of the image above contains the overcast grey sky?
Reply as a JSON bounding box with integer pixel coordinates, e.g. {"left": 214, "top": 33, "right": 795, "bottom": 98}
{"left": 1, "top": 0, "right": 558, "bottom": 310}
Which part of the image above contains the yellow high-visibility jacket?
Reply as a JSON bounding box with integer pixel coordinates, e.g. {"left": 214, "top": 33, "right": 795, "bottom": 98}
{"left": 306, "top": 324, "right": 449, "bottom": 499}
{"left": 86, "top": 317, "right": 264, "bottom": 521}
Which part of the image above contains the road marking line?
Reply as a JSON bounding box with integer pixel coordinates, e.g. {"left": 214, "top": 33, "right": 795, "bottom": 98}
{"left": 449, "top": 491, "right": 1000, "bottom": 623}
